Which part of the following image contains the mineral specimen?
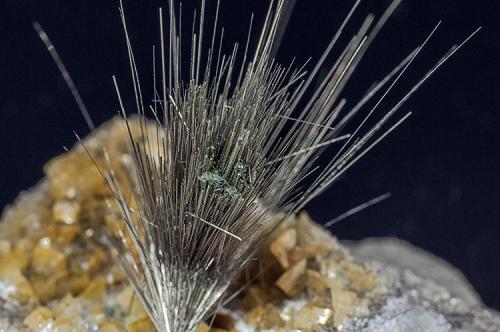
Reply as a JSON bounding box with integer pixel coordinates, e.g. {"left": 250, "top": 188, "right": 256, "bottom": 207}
{"left": 0, "top": 118, "right": 499, "bottom": 331}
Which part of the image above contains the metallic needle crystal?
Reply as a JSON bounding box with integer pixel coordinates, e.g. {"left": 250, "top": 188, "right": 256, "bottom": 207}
{"left": 63, "top": 0, "right": 479, "bottom": 331}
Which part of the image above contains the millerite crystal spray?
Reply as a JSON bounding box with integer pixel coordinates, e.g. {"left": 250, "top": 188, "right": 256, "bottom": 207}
{"left": 35, "top": 0, "right": 479, "bottom": 330}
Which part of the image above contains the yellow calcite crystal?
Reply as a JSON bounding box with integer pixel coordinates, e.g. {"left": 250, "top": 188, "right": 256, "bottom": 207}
{"left": 55, "top": 224, "right": 81, "bottom": 245}
{"left": 53, "top": 200, "right": 82, "bottom": 225}
{"left": 31, "top": 271, "right": 67, "bottom": 303}
{"left": 80, "top": 277, "right": 107, "bottom": 302}
{"left": 341, "top": 261, "right": 376, "bottom": 293}
{"left": 0, "top": 247, "right": 30, "bottom": 271}
{"left": 276, "top": 258, "right": 307, "bottom": 297}
{"left": 101, "top": 322, "right": 123, "bottom": 332}
{"left": 306, "top": 269, "right": 330, "bottom": 296}
{"left": 294, "top": 304, "right": 334, "bottom": 329}
{"left": 128, "top": 316, "right": 156, "bottom": 332}
{"left": 269, "top": 228, "right": 297, "bottom": 269}
{"left": 245, "top": 303, "right": 285, "bottom": 329}
{"left": 24, "top": 306, "right": 54, "bottom": 330}
{"left": 240, "top": 287, "right": 270, "bottom": 311}
{"left": 32, "top": 243, "right": 68, "bottom": 275}
{"left": 62, "top": 271, "right": 92, "bottom": 295}
{"left": 331, "top": 286, "right": 358, "bottom": 326}
{"left": 0, "top": 266, "right": 37, "bottom": 304}
{"left": 290, "top": 242, "right": 330, "bottom": 263}
{"left": 45, "top": 152, "right": 109, "bottom": 202}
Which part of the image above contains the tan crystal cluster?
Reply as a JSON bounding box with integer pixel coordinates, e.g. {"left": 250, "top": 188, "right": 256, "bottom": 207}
{"left": 0, "top": 119, "right": 156, "bottom": 331}
{"left": 0, "top": 118, "right": 382, "bottom": 331}
{"left": 195, "top": 212, "right": 382, "bottom": 332}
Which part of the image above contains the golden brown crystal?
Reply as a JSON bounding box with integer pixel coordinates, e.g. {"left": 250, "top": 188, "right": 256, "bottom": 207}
{"left": 276, "top": 258, "right": 307, "bottom": 297}
{"left": 32, "top": 243, "right": 68, "bottom": 275}
{"left": 53, "top": 200, "right": 82, "bottom": 225}
{"left": 245, "top": 303, "right": 285, "bottom": 329}
{"left": 0, "top": 266, "right": 37, "bottom": 304}
{"left": 294, "top": 304, "right": 334, "bottom": 330}
{"left": 240, "top": 287, "right": 271, "bottom": 311}
{"left": 269, "top": 228, "right": 297, "bottom": 269}
{"left": 24, "top": 307, "right": 54, "bottom": 330}
{"left": 128, "top": 317, "right": 157, "bottom": 332}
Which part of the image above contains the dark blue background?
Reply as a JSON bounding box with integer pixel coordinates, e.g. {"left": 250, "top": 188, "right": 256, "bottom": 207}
{"left": 1, "top": 0, "right": 499, "bottom": 308}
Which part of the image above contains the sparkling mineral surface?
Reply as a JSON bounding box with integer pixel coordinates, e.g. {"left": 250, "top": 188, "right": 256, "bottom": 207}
{"left": 1, "top": 118, "right": 499, "bottom": 331}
